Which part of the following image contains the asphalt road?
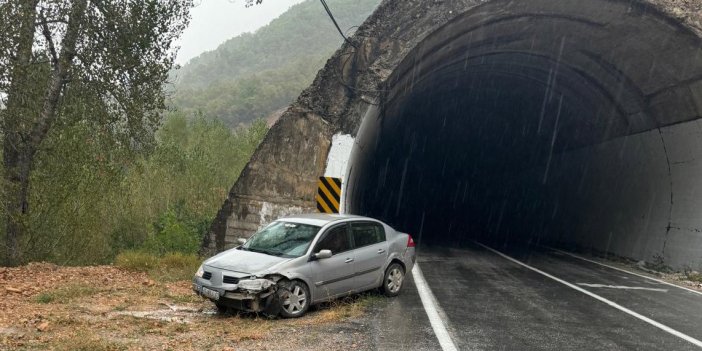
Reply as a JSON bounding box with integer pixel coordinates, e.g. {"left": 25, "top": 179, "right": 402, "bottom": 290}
{"left": 371, "top": 243, "right": 702, "bottom": 350}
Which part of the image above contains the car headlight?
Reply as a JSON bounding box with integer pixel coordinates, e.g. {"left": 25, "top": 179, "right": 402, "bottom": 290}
{"left": 238, "top": 278, "right": 273, "bottom": 291}
{"left": 195, "top": 265, "right": 204, "bottom": 278}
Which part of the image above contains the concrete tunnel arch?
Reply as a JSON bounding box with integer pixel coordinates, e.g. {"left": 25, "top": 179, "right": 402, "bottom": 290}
{"left": 344, "top": 0, "right": 702, "bottom": 268}
{"left": 207, "top": 0, "right": 702, "bottom": 270}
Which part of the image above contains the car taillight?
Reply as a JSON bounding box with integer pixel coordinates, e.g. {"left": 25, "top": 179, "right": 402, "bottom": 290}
{"left": 407, "top": 235, "right": 416, "bottom": 248}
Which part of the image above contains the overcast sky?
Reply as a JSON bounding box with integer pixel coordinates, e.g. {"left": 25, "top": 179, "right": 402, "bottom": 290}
{"left": 175, "top": 0, "right": 307, "bottom": 65}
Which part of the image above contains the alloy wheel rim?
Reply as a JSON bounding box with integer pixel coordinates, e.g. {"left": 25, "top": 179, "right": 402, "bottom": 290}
{"left": 387, "top": 268, "right": 404, "bottom": 293}
{"left": 283, "top": 285, "right": 307, "bottom": 314}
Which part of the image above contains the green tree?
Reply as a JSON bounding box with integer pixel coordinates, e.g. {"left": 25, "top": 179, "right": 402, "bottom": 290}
{"left": 0, "top": 0, "right": 192, "bottom": 265}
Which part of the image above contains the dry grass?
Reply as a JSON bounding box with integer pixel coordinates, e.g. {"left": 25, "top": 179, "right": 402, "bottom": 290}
{"left": 114, "top": 251, "right": 201, "bottom": 282}
{"left": 308, "top": 293, "right": 381, "bottom": 324}
{"left": 151, "top": 252, "right": 201, "bottom": 282}
{"left": 0, "top": 263, "right": 377, "bottom": 350}
{"left": 33, "top": 284, "right": 100, "bottom": 304}
{"left": 53, "top": 331, "right": 124, "bottom": 351}
{"left": 114, "top": 251, "right": 160, "bottom": 272}
{"left": 686, "top": 271, "right": 702, "bottom": 283}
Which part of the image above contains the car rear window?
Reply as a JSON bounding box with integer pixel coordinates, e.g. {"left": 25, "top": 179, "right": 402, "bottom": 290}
{"left": 351, "top": 222, "right": 385, "bottom": 248}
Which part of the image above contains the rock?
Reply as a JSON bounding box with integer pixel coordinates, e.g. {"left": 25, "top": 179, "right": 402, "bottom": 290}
{"left": 5, "top": 287, "right": 22, "bottom": 294}
{"left": 36, "top": 322, "right": 49, "bottom": 332}
{"left": 672, "top": 7, "right": 686, "bottom": 18}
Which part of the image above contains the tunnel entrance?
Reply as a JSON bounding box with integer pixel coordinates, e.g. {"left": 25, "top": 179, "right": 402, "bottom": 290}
{"left": 344, "top": 0, "right": 702, "bottom": 268}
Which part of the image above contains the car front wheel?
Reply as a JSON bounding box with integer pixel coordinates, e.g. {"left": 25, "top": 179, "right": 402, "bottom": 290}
{"left": 382, "top": 263, "right": 405, "bottom": 297}
{"left": 215, "top": 302, "right": 229, "bottom": 315}
{"left": 278, "top": 280, "right": 310, "bottom": 318}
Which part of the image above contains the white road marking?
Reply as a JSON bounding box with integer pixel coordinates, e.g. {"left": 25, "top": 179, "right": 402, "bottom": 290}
{"left": 412, "top": 264, "right": 459, "bottom": 351}
{"left": 576, "top": 283, "right": 668, "bottom": 292}
{"left": 547, "top": 246, "right": 702, "bottom": 297}
{"left": 476, "top": 242, "right": 702, "bottom": 349}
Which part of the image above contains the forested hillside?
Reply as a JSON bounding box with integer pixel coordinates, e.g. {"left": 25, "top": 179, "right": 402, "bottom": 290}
{"left": 172, "top": 0, "right": 381, "bottom": 127}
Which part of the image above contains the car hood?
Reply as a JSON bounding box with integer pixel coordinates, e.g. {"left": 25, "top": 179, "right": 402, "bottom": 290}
{"left": 204, "top": 248, "right": 290, "bottom": 275}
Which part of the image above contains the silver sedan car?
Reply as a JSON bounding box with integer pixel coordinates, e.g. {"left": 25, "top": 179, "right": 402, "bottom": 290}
{"left": 193, "top": 213, "right": 416, "bottom": 318}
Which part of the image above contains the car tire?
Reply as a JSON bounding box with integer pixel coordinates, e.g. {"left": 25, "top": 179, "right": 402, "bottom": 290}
{"left": 278, "top": 280, "right": 310, "bottom": 318}
{"left": 382, "top": 263, "right": 405, "bottom": 297}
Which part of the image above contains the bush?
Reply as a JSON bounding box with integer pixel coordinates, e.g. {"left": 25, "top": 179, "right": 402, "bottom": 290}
{"left": 142, "top": 204, "right": 210, "bottom": 256}
{"left": 114, "top": 250, "right": 159, "bottom": 272}
{"left": 109, "top": 216, "right": 149, "bottom": 255}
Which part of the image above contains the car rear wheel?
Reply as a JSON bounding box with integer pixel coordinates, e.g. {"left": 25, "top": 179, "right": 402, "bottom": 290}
{"left": 382, "top": 263, "right": 405, "bottom": 297}
{"left": 278, "top": 280, "right": 310, "bottom": 318}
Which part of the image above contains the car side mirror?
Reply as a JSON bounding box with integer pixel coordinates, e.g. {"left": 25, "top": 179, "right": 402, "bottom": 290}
{"left": 314, "top": 249, "right": 332, "bottom": 260}
{"left": 236, "top": 238, "right": 247, "bottom": 245}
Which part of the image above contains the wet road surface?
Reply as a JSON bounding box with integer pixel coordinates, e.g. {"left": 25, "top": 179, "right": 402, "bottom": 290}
{"left": 371, "top": 243, "right": 702, "bottom": 350}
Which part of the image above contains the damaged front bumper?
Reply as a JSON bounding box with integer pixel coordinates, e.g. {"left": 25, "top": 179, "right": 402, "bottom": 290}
{"left": 193, "top": 274, "right": 282, "bottom": 314}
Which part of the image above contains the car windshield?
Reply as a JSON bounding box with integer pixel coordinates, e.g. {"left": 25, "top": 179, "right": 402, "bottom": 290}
{"left": 241, "top": 221, "right": 321, "bottom": 258}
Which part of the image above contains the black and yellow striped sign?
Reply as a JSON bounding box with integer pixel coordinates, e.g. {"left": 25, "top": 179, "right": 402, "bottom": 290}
{"left": 316, "top": 177, "right": 342, "bottom": 214}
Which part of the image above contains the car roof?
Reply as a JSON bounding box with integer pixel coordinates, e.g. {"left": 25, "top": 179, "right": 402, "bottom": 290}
{"left": 277, "top": 213, "right": 374, "bottom": 227}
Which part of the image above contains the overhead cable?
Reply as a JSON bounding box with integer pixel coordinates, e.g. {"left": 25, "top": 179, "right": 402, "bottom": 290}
{"left": 319, "top": 0, "right": 357, "bottom": 48}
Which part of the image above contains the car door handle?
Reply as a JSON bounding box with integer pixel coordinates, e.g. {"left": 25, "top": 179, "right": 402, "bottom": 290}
{"left": 377, "top": 249, "right": 386, "bottom": 254}
{"left": 344, "top": 258, "right": 354, "bottom": 263}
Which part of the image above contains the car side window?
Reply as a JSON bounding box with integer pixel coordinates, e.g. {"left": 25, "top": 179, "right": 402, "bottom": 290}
{"left": 351, "top": 222, "right": 386, "bottom": 248}
{"left": 314, "top": 224, "right": 351, "bottom": 255}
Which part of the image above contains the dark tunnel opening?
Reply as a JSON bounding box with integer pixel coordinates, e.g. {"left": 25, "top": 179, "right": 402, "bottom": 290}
{"left": 344, "top": 0, "right": 702, "bottom": 269}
